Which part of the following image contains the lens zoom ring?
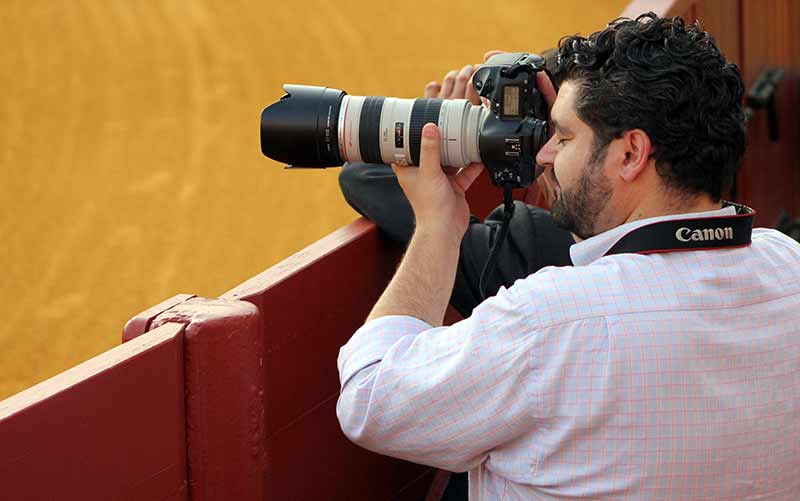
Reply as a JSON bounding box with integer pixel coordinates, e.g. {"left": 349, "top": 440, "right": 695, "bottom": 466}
{"left": 409, "top": 98, "right": 443, "bottom": 166}
{"left": 358, "top": 96, "right": 385, "bottom": 164}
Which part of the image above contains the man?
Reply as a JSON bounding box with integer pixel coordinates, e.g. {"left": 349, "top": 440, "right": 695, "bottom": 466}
{"left": 337, "top": 13, "right": 800, "bottom": 500}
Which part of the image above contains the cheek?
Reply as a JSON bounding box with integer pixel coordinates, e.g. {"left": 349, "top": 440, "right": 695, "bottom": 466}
{"left": 554, "top": 141, "right": 593, "bottom": 189}
{"left": 553, "top": 148, "right": 576, "bottom": 187}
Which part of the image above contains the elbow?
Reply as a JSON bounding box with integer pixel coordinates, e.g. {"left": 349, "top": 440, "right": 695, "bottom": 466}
{"left": 336, "top": 388, "right": 378, "bottom": 450}
{"left": 336, "top": 355, "right": 390, "bottom": 450}
{"left": 336, "top": 388, "right": 484, "bottom": 472}
{"left": 336, "top": 373, "right": 398, "bottom": 455}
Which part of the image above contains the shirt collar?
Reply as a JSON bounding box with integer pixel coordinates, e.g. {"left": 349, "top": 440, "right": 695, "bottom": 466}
{"left": 569, "top": 206, "right": 738, "bottom": 266}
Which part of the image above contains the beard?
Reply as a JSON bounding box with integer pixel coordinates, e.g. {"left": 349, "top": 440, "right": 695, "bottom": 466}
{"left": 551, "top": 159, "right": 612, "bottom": 240}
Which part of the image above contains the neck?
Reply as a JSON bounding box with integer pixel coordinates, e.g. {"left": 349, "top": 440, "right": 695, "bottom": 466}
{"left": 623, "top": 191, "right": 721, "bottom": 226}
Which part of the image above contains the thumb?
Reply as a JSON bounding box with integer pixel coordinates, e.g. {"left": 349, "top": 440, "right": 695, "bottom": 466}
{"left": 536, "top": 71, "right": 557, "bottom": 108}
{"left": 419, "top": 123, "right": 442, "bottom": 179}
{"left": 452, "top": 162, "right": 485, "bottom": 193}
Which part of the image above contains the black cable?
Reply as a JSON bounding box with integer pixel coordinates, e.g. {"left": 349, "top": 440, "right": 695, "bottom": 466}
{"left": 478, "top": 183, "right": 515, "bottom": 301}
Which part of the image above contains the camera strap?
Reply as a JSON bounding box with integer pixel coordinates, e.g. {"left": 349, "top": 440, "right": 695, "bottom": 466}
{"left": 479, "top": 183, "right": 516, "bottom": 301}
{"left": 603, "top": 202, "right": 755, "bottom": 257}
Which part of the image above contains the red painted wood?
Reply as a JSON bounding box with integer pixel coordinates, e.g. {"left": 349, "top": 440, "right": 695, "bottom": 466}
{"left": 0, "top": 323, "right": 187, "bottom": 501}
{"left": 222, "top": 219, "right": 434, "bottom": 500}
{"left": 145, "top": 298, "right": 267, "bottom": 501}
{"left": 122, "top": 293, "right": 195, "bottom": 341}
{"left": 737, "top": 0, "right": 800, "bottom": 226}
{"left": 683, "top": 0, "right": 800, "bottom": 224}
{"left": 465, "top": 169, "right": 504, "bottom": 220}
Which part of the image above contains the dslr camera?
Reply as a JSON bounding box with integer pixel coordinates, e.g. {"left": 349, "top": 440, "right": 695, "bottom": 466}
{"left": 260, "top": 52, "right": 550, "bottom": 188}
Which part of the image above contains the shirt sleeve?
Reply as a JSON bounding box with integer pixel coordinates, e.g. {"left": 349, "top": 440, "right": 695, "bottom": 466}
{"left": 336, "top": 285, "right": 541, "bottom": 473}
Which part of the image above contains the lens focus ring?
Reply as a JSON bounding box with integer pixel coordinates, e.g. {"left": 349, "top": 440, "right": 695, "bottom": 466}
{"left": 409, "top": 98, "right": 443, "bottom": 166}
{"left": 358, "top": 96, "right": 385, "bottom": 164}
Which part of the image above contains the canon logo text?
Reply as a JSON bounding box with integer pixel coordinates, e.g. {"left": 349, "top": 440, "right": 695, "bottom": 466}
{"left": 675, "top": 226, "right": 734, "bottom": 242}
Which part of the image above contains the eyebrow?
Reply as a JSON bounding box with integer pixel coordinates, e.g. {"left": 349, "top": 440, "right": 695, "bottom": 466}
{"left": 550, "top": 118, "right": 572, "bottom": 136}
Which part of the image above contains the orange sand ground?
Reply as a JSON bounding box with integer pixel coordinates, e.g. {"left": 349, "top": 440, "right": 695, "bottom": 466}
{"left": 0, "top": 0, "right": 627, "bottom": 399}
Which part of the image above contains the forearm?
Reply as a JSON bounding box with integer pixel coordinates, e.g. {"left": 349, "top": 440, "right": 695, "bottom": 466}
{"left": 367, "top": 226, "right": 461, "bottom": 327}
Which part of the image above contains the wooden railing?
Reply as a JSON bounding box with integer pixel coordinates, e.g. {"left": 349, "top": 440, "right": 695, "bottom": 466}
{"left": 0, "top": 323, "right": 187, "bottom": 500}
{"left": 1, "top": 1, "right": 797, "bottom": 499}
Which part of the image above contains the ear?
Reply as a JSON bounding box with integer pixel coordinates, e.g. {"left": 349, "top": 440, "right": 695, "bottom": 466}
{"left": 618, "top": 129, "right": 653, "bottom": 183}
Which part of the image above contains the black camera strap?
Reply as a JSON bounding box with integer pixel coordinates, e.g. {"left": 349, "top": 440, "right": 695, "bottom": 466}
{"left": 603, "top": 202, "right": 755, "bottom": 257}
{"left": 480, "top": 202, "right": 755, "bottom": 301}
{"left": 479, "top": 183, "right": 516, "bottom": 301}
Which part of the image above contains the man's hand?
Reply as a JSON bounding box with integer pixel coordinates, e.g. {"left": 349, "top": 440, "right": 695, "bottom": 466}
{"left": 395, "top": 52, "right": 556, "bottom": 241}
{"left": 370, "top": 125, "right": 482, "bottom": 326}
{"left": 391, "top": 124, "right": 483, "bottom": 244}
{"left": 364, "top": 53, "right": 556, "bottom": 327}
{"left": 423, "top": 50, "right": 509, "bottom": 105}
{"left": 536, "top": 67, "right": 557, "bottom": 108}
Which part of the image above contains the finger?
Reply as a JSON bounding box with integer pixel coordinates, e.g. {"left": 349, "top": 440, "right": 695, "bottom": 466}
{"left": 391, "top": 162, "right": 416, "bottom": 192}
{"left": 536, "top": 71, "right": 557, "bottom": 108}
{"left": 442, "top": 166, "right": 460, "bottom": 176}
{"left": 424, "top": 81, "right": 441, "bottom": 98}
{"left": 391, "top": 161, "right": 416, "bottom": 176}
{"left": 450, "top": 65, "right": 473, "bottom": 99}
{"left": 438, "top": 70, "right": 458, "bottom": 98}
{"left": 466, "top": 65, "right": 482, "bottom": 105}
{"left": 418, "top": 123, "right": 442, "bottom": 180}
{"left": 451, "top": 162, "right": 485, "bottom": 193}
{"left": 483, "top": 50, "right": 507, "bottom": 62}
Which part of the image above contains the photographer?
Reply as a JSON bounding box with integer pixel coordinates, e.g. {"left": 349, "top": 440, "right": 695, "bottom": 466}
{"left": 339, "top": 50, "right": 575, "bottom": 319}
{"left": 337, "top": 13, "right": 800, "bottom": 499}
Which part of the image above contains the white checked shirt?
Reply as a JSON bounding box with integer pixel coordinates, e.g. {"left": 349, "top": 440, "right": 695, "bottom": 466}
{"left": 337, "top": 208, "right": 800, "bottom": 500}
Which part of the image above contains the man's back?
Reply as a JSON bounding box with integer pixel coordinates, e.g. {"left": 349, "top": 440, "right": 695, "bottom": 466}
{"left": 477, "top": 227, "right": 800, "bottom": 499}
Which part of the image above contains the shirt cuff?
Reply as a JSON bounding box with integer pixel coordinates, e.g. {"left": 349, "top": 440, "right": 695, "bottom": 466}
{"left": 338, "top": 315, "right": 432, "bottom": 388}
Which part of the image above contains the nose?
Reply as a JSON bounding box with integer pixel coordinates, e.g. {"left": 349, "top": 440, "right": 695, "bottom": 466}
{"left": 535, "top": 134, "right": 558, "bottom": 169}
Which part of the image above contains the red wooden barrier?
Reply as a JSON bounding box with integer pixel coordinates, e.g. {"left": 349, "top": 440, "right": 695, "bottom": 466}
{"left": 221, "top": 217, "right": 432, "bottom": 500}
{"left": 0, "top": 323, "right": 187, "bottom": 501}
{"left": 125, "top": 297, "right": 266, "bottom": 501}
{"left": 122, "top": 219, "right": 435, "bottom": 500}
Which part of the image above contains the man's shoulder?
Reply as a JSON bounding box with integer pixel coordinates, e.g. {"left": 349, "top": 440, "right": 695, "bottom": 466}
{"left": 753, "top": 227, "right": 800, "bottom": 253}
{"left": 504, "top": 260, "right": 631, "bottom": 328}
{"left": 506, "top": 232, "right": 800, "bottom": 329}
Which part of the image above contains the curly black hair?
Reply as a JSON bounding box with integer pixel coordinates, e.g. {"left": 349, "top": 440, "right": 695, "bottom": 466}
{"left": 553, "top": 12, "right": 746, "bottom": 201}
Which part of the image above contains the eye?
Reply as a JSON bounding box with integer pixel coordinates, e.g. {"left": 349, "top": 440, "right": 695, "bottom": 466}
{"left": 557, "top": 137, "right": 569, "bottom": 146}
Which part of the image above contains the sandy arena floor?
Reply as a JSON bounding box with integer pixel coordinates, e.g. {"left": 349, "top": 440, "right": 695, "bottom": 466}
{"left": 0, "top": 0, "right": 626, "bottom": 398}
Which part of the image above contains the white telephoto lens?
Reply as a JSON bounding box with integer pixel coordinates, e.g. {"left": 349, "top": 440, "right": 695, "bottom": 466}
{"left": 438, "top": 99, "right": 485, "bottom": 168}
{"left": 337, "top": 95, "right": 487, "bottom": 168}
{"left": 337, "top": 95, "right": 365, "bottom": 163}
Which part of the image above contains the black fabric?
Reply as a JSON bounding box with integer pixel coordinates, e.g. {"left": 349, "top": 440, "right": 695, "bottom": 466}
{"left": 339, "top": 162, "right": 575, "bottom": 318}
{"left": 441, "top": 472, "right": 468, "bottom": 500}
{"left": 604, "top": 202, "right": 754, "bottom": 256}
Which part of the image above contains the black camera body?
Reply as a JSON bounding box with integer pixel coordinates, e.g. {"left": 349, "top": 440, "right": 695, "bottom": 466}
{"left": 472, "top": 52, "right": 550, "bottom": 188}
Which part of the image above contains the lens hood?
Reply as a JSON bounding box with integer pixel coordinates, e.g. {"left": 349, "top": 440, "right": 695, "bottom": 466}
{"left": 260, "top": 84, "right": 347, "bottom": 167}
